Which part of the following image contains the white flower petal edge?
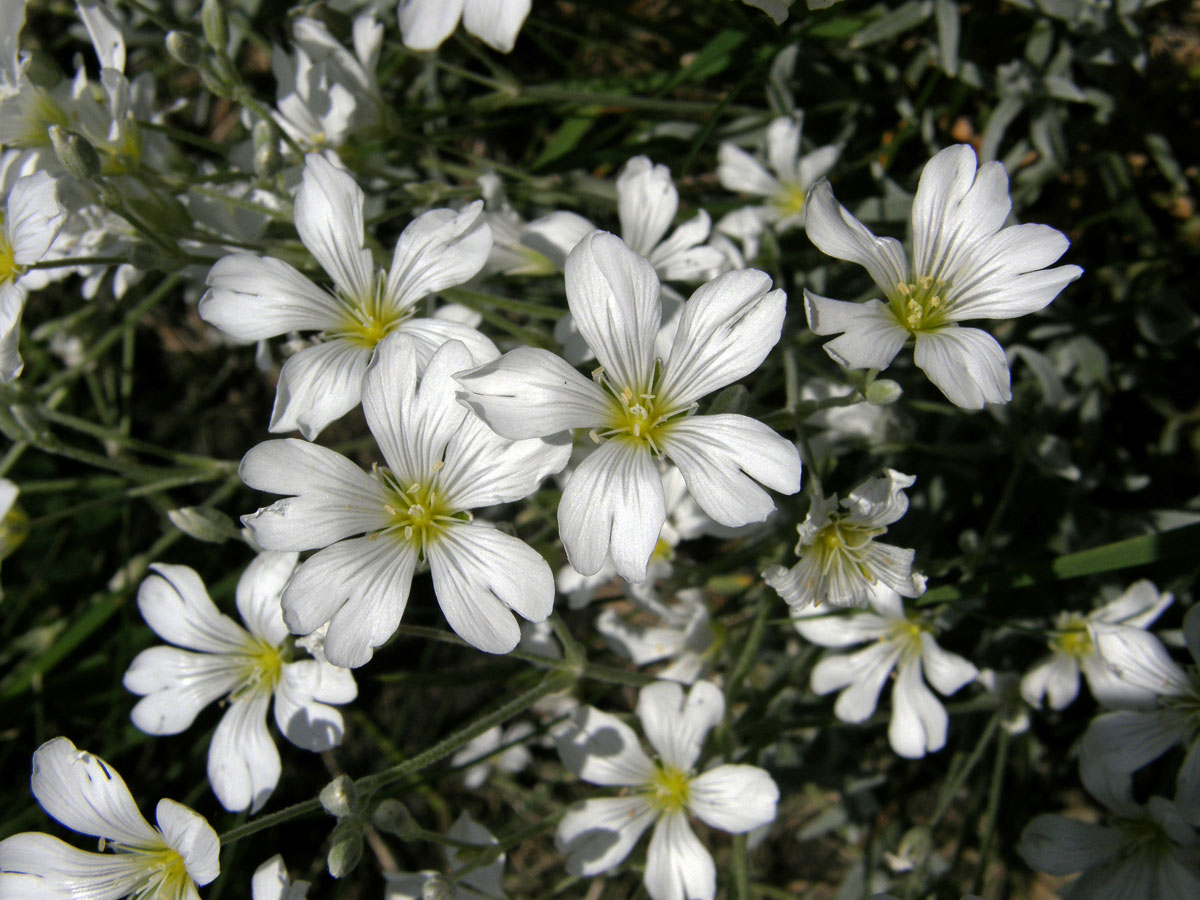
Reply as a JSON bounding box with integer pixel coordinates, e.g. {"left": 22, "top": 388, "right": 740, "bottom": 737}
{"left": 644, "top": 811, "right": 716, "bottom": 900}
{"left": 557, "top": 796, "right": 658, "bottom": 877}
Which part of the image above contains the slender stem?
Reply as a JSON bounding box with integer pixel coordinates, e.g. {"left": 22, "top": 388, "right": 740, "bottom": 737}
{"left": 972, "top": 726, "right": 1011, "bottom": 895}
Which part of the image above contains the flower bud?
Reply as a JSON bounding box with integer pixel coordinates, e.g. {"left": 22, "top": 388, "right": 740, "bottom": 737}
{"left": 319, "top": 775, "right": 360, "bottom": 819}
{"left": 201, "top": 0, "right": 228, "bottom": 53}
{"left": 372, "top": 799, "right": 420, "bottom": 839}
{"left": 326, "top": 818, "right": 364, "bottom": 878}
{"left": 865, "top": 378, "right": 902, "bottom": 405}
{"left": 254, "top": 141, "right": 282, "bottom": 179}
{"left": 166, "top": 506, "right": 240, "bottom": 544}
{"left": 48, "top": 126, "right": 100, "bottom": 179}
{"left": 165, "top": 31, "right": 204, "bottom": 67}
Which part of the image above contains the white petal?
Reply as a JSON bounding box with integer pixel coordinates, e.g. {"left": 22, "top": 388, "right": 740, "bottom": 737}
{"left": 395, "top": 317, "right": 499, "bottom": 371}
{"left": 521, "top": 211, "right": 594, "bottom": 269}
{"left": 689, "top": 764, "right": 778, "bottom": 833}
{"left": 398, "top": 0, "right": 465, "bottom": 50}
{"left": 1020, "top": 654, "right": 1080, "bottom": 710}
{"left": 637, "top": 680, "right": 723, "bottom": 770}
{"left": 888, "top": 657, "right": 948, "bottom": 758}
{"left": 766, "top": 116, "right": 801, "bottom": 182}
{"left": 440, "top": 422, "right": 570, "bottom": 510}
{"left": 804, "top": 181, "right": 908, "bottom": 291}
{"left": 565, "top": 231, "right": 661, "bottom": 392}
{"left": 911, "top": 146, "right": 1010, "bottom": 281}
{"left": 0, "top": 832, "right": 147, "bottom": 900}
{"left": 1092, "top": 626, "right": 1190, "bottom": 696}
{"left": 920, "top": 634, "right": 977, "bottom": 696}
{"left": 1017, "top": 814, "right": 1124, "bottom": 876}
{"left": 1080, "top": 654, "right": 1159, "bottom": 710}
{"left": 454, "top": 347, "right": 609, "bottom": 439}
{"left": 155, "top": 798, "right": 219, "bottom": 886}
{"left": 812, "top": 642, "right": 901, "bottom": 723}
{"left": 792, "top": 607, "right": 890, "bottom": 647}
{"left": 447, "top": 813, "right": 505, "bottom": 896}
{"left": 795, "top": 145, "right": 841, "bottom": 191}
{"left": 30, "top": 737, "right": 159, "bottom": 848}
{"left": 556, "top": 796, "right": 656, "bottom": 876}
{"left": 912, "top": 326, "right": 1011, "bottom": 409}
{"left": 596, "top": 608, "right": 683, "bottom": 665}
{"left": 236, "top": 552, "right": 299, "bottom": 646}
{"left": 558, "top": 440, "right": 665, "bottom": 581}
{"left": 240, "top": 441, "right": 390, "bottom": 550}
{"left": 274, "top": 659, "right": 356, "bottom": 751}
{"left": 136, "top": 564, "right": 248, "bottom": 653}
{"left": 462, "top": 0, "right": 530, "bottom": 52}
{"left": 428, "top": 523, "right": 554, "bottom": 654}
{"left": 660, "top": 414, "right": 801, "bottom": 528}
{"left": 644, "top": 812, "right": 716, "bottom": 900}
{"left": 7, "top": 172, "right": 65, "bottom": 265}
{"left": 1079, "top": 710, "right": 1189, "bottom": 779}
{"left": 294, "top": 154, "right": 374, "bottom": 302}
{"left": 268, "top": 339, "right": 371, "bottom": 439}
{"left": 282, "top": 535, "right": 418, "bottom": 668}
{"left": 803, "top": 292, "right": 908, "bottom": 371}
{"left": 1094, "top": 580, "right": 1172, "bottom": 629}
{"left": 944, "top": 224, "right": 1081, "bottom": 320}
{"left": 251, "top": 855, "right": 308, "bottom": 900}
{"left": 384, "top": 203, "right": 492, "bottom": 309}
{"left": 125, "top": 646, "right": 242, "bottom": 734}
{"left": 555, "top": 706, "right": 655, "bottom": 786}
{"left": 658, "top": 269, "right": 785, "bottom": 407}
{"left": 717, "top": 143, "right": 779, "bottom": 197}
{"left": 647, "top": 211, "right": 724, "bottom": 283}
{"left": 200, "top": 255, "right": 343, "bottom": 340}
{"left": 617, "top": 156, "right": 679, "bottom": 257}
{"left": 0, "top": 283, "right": 24, "bottom": 382}
{"left": 208, "top": 690, "right": 280, "bottom": 813}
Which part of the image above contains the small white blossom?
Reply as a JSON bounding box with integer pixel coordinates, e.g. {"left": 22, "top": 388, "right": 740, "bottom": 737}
{"left": 124, "top": 554, "right": 357, "bottom": 813}
{"left": 200, "top": 154, "right": 495, "bottom": 439}
{"left": 241, "top": 336, "right": 570, "bottom": 666}
{"left": 793, "top": 585, "right": 978, "bottom": 758}
{"left": 252, "top": 855, "right": 310, "bottom": 900}
{"left": 764, "top": 469, "right": 925, "bottom": 610}
{"left": 451, "top": 722, "right": 535, "bottom": 789}
{"left": 556, "top": 681, "right": 778, "bottom": 900}
{"left": 1020, "top": 579, "right": 1172, "bottom": 711}
{"left": 596, "top": 588, "right": 716, "bottom": 684}
{"left": 804, "top": 144, "right": 1083, "bottom": 408}
{"left": 0, "top": 737, "right": 220, "bottom": 900}
{"left": 385, "top": 814, "right": 505, "bottom": 900}
{"left": 457, "top": 231, "right": 802, "bottom": 582}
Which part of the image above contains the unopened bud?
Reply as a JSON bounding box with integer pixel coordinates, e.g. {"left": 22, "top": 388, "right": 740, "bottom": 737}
{"left": 319, "top": 775, "right": 360, "bottom": 819}
{"left": 865, "top": 378, "right": 902, "bottom": 405}
{"left": 254, "top": 140, "right": 282, "bottom": 179}
{"left": 421, "top": 875, "right": 454, "bottom": 900}
{"left": 372, "top": 799, "right": 419, "bottom": 840}
{"left": 165, "top": 31, "right": 204, "bottom": 67}
{"left": 166, "top": 506, "right": 239, "bottom": 544}
{"left": 201, "top": 0, "right": 228, "bottom": 53}
{"left": 326, "top": 819, "right": 364, "bottom": 878}
{"left": 48, "top": 126, "right": 100, "bottom": 179}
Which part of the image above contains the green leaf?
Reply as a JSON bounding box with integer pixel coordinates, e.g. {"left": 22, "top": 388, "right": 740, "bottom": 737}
{"left": 532, "top": 113, "right": 597, "bottom": 170}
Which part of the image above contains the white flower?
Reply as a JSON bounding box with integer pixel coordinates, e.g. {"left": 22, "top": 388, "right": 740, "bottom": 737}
{"left": 2, "top": 170, "right": 67, "bottom": 381}
{"left": 398, "top": 0, "right": 531, "bottom": 53}
{"left": 456, "top": 231, "right": 802, "bottom": 582}
{"left": 717, "top": 113, "right": 840, "bottom": 248}
{"left": 793, "top": 585, "right": 978, "bottom": 758}
{"left": 200, "top": 154, "right": 495, "bottom": 439}
{"left": 123, "top": 554, "right": 357, "bottom": 813}
{"left": 385, "top": 814, "right": 505, "bottom": 900}
{"left": 804, "top": 144, "right": 1083, "bottom": 408}
{"left": 555, "top": 681, "right": 778, "bottom": 900}
{"left": 252, "top": 856, "right": 310, "bottom": 900}
{"left": 764, "top": 469, "right": 925, "bottom": 610}
{"left": 1021, "top": 579, "right": 1172, "bottom": 711}
{"left": 1079, "top": 604, "right": 1200, "bottom": 821}
{"left": 241, "top": 336, "right": 570, "bottom": 666}
{"left": 477, "top": 172, "right": 591, "bottom": 277}
{"left": 1018, "top": 757, "right": 1200, "bottom": 899}
{"left": 0, "top": 736, "right": 220, "bottom": 900}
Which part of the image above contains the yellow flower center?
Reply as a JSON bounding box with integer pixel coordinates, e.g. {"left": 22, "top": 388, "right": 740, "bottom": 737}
{"left": 377, "top": 468, "right": 464, "bottom": 562}
{"left": 324, "top": 277, "right": 410, "bottom": 350}
{"left": 888, "top": 612, "right": 933, "bottom": 658}
{"left": 773, "top": 181, "right": 808, "bottom": 217}
{"left": 648, "top": 764, "right": 692, "bottom": 812}
{"left": 590, "top": 364, "right": 689, "bottom": 457}
{"left": 889, "top": 275, "right": 951, "bottom": 334}
{"left": 231, "top": 637, "right": 286, "bottom": 700}
{"left": 806, "top": 518, "right": 885, "bottom": 584}
{"left": 1050, "top": 616, "right": 1093, "bottom": 659}
{"left": 131, "top": 846, "right": 192, "bottom": 900}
